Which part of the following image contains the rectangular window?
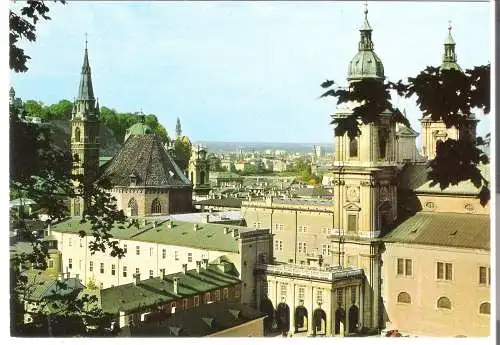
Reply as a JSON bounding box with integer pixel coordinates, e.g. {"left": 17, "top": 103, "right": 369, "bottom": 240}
{"left": 322, "top": 244, "right": 331, "bottom": 256}
{"left": 280, "top": 283, "right": 287, "bottom": 297}
{"left": 397, "top": 258, "right": 404, "bottom": 275}
{"left": 188, "top": 253, "right": 193, "bottom": 263}
{"left": 397, "top": 258, "right": 412, "bottom": 276}
{"left": 111, "top": 264, "right": 116, "bottom": 276}
{"left": 149, "top": 270, "right": 154, "bottom": 279}
{"left": 162, "top": 249, "right": 166, "bottom": 259}
{"left": 68, "top": 258, "right": 73, "bottom": 269}
{"left": 79, "top": 239, "right": 83, "bottom": 248}
{"left": 123, "top": 244, "right": 127, "bottom": 253}
{"left": 223, "top": 288, "right": 229, "bottom": 300}
{"left": 149, "top": 247, "right": 153, "bottom": 256}
{"left": 136, "top": 246, "right": 140, "bottom": 255}
{"left": 194, "top": 296, "right": 200, "bottom": 307}
{"left": 183, "top": 299, "right": 188, "bottom": 309}
{"left": 279, "top": 240, "right": 283, "bottom": 251}
{"left": 123, "top": 266, "right": 127, "bottom": 277}
{"left": 175, "top": 251, "right": 179, "bottom": 261}
{"left": 89, "top": 261, "right": 93, "bottom": 272}
{"left": 351, "top": 286, "right": 357, "bottom": 304}
{"left": 437, "top": 262, "right": 452, "bottom": 280}
{"left": 405, "top": 259, "right": 412, "bottom": 276}
{"left": 204, "top": 292, "right": 211, "bottom": 304}
{"left": 48, "top": 260, "right": 54, "bottom": 269}
{"left": 215, "top": 290, "right": 220, "bottom": 301}
{"left": 69, "top": 238, "right": 72, "bottom": 247}
{"left": 336, "top": 288, "right": 343, "bottom": 306}
{"left": 160, "top": 268, "right": 165, "bottom": 276}
{"left": 100, "top": 263, "right": 104, "bottom": 274}
{"left": 274, "top": 223, "right": 279, "bottom": 232}
{"left": 298, "top": 286, "right": 305, "bottom": 301}
{"left": 316, "top": 289, "right": 323, "bottom": 305}
{"left": 234, "top": 286, "right": 240, "bottom": 298}
{"left": 347, "top": 214, "right": 357, "bottom": 233}
{"left": 298, "top": 242, "right": 302, "bottom": 253}
{"left": 274, "top": 240, "right": 279, "bottom": 251}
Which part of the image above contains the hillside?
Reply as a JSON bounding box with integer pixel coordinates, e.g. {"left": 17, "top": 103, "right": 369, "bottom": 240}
{"left": 49, "top": 120, "right": 122, "bottom": 157}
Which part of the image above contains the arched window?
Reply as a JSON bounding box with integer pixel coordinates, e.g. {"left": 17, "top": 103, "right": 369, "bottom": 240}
{"left": 190, "top": 172, "right": 194, "bottom": 183}
{"left": 128, "top": 198, "right": 138, "bottom": 217}
{"left": 437, "top": 297, "right": 451, "bottom": 310}
{"left": 379, "top": 128, "right": 388, "bottom": 159}
{"left": 479, "top": 302, "right": 490, "bottom": 315}
{"left": 75, "top": 127, "right": 81, "bottom": 142}
{"left": 151, "top": 198, "right": 162, "bottom": 214}
{"left": 200, "top": 171, "right": 205, "bottom": 184}
{"left": 397, "top": 292, "right": 411, "bottom": 304}
{"left": 349, "top": 138, "right": 358, "bottom": 158}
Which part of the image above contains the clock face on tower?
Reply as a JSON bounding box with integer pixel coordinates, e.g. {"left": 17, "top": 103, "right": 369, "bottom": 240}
{"left": 347, "top": 186, "right": 360, "bottom": 202}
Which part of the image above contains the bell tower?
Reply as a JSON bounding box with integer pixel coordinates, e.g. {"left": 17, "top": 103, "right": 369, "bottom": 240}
{"left": 420, "top": 23, "right": 478, "bottom": 159}
{"left": 188, "top": 145, "right": 211, "bottom": 200}
{"left": 331, "top": 5, "right": 398, "bottom": 239}
{"left": 70, "top": 37, "right": 100, "bottom": 216}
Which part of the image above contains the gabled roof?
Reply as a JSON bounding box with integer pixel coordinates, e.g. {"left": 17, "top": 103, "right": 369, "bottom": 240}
{"left": 100, "top": 264, "right": 241, "bottom": 314}
{"left": 383, "top": 212, "right": 489, "bottom": 250}
{"left": 24, "top": 273, "right": 85, "bottom": 302}
{"left": 127, "top": 301, "right": 265, "bottom": 337}
{"left": 100, "top": 133, "right": 191, "bottom": 187}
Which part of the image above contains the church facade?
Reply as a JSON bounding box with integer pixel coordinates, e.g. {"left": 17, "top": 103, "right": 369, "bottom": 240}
{"left": 69, "top": 42, "right": 193, "bottom": 218}
{"left": 242, "top": 7, "right": 490, "bottom": 338}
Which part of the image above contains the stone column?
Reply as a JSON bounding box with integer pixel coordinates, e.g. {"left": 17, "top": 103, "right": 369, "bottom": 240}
{"left": 359, "top": 283, "right": 364, "bottom": 330}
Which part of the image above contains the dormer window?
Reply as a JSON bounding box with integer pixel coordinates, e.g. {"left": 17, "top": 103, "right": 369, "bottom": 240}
{"left": 129, "top": 174, "right": 137, "bottom": 186}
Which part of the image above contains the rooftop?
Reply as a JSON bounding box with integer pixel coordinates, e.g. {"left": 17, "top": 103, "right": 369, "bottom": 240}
{"left": 100, "top": 262, "right": 241, "bottom": 314}
{"left": 126, "top": 301, "right": 265, "bottom": 337}
{"left": 51, "top": 218, "right": 257, "bottom": 253}
{"left": 255, "top": 263, "right": 364, "bottom": 282}
{"left": 383, "top": 212, "right": 490, "bottom": 250}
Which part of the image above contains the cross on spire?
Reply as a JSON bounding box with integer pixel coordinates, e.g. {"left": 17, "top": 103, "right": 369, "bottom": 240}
{"left": 85, "top": 32, "right": 88, "bottom": 50}
{"left": 448, "top": 20, "right": 452, "bottom": 33}
{"left": 364, "top": 1, "right": 368, "bottom": 18}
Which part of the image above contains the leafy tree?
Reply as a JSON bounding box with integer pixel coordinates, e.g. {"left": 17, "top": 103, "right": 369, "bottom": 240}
{"left": 320, "top": 64, "right": 490, "bottom": 205}
{"left": 173, "top": 138, "right": 192, "bottom": 171}
{"left": 23, "top": 99, "right": 49, "bottom": 119}
{"left": 10, "top": 0, "right": 128, "bottom": 336}
{"left": 47, "top": 99, "right": 73, "bottom": 119}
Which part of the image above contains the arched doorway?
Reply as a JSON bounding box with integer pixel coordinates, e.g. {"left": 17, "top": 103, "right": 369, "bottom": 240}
{"left": 312, "top": 308, "right": 327, "bottom": 336}
{"left": 334, "top": 308, "right": 345, "bottom": 335}
{"left": 294, "top": 306, "right": 308, "bottom": 333}
{"left": 259, "top": 298, "right": 275, "bottom": 331}
{"left": 348, "top": 305, "right": 359, "bottom": 334}
{"left": 276, "top": 303, "right": 290, "bottom": 335}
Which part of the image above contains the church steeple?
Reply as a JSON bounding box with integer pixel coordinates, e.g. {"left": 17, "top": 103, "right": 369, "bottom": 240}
{"left": 176, "top": 117, "right": 182, "bottom": 138}
{"left": 74, "top": 35, "right": 98, "bottom": 119}
{"left": 347, "top": 2, "right": 384, "bottom": 82}
{"left": 441, "top": 22, "right": 461, "bottom": 71}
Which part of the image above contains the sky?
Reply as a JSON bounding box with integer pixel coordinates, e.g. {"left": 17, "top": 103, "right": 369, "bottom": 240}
{"left": 9, "top": 1, "right": 492, "bottom": 144}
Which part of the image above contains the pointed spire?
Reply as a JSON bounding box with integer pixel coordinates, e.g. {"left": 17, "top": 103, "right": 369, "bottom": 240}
{"left": 441, "top": 21, "right": 461, "bottom": 71}
{"left": 77, "top": 34, "right": 95, "bottom": 101}
{"left": 176, "top": 117, "right": 182, "bottom": 138}
{"left": 361, "top": 1, "right": 372, "bottom": 31}
{"left": 95, "top": 98, "right": 100, "bottom": 114}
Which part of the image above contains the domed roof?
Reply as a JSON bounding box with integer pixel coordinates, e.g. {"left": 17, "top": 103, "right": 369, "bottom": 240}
{"left": 124, "top": 114, "right": 153, "bottom": 142}
{"left": 347, "top": 6, "right": 385, "bottom": 82}
{"left": 348, "top": 50, "right": 384, "bottom": 81}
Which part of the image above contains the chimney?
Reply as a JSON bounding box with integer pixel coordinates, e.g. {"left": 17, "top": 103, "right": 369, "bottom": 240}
{"left": 202, "top": 259, "right": 208, "bottom": 269}
{"left": 182, "top": 264, "right": 187, "bottom": 274}
{"left": 196, "top": 261, "right": 201, "bottom": 273}
{"left": 167, "top": 222, "right": 173, "bottom": 229}
{"left": 201, "top": 214, "right": 210, "bottom": 224}
{"left": 133, "top": 273, "right": 140, "bottom": 285}
{"left": 75, "top": 273, "right": 80, "bottom": 282}
{"left": 193, "top": 224, "right": 199, "bottom": 231}
{"left": 173, "top": 277, "right": 179, "bottom": 294}
{"left": 161, "top": 270, "right": 166, "bottom": 280}
{"left": 57, "top": 273, "right": 63, "bottom": 281}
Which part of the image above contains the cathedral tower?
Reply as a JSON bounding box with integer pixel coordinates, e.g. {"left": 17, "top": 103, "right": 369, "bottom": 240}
{"left": 420, "top": 23, "right": 478, "bottom": 159}
{"left": 188, "top": 145, "right": 211, "bottom": 200}
{"left": 70, "top": 39, "right": 100, "bottom": 216}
